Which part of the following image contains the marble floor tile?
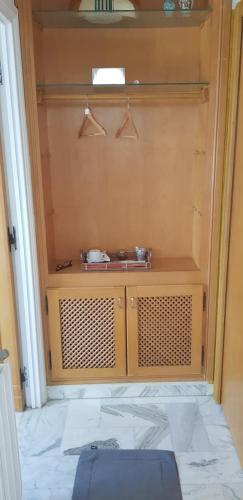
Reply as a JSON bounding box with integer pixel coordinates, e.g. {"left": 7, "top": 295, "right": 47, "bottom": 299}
{"left": 138, "top": 382, "right": 213, "bottom": 398}
{"left": 18, "top": 401, "right": 68, "bottom": 458}
{"left": 101, "top": 396, "right": 196, "bottom": 405}
{"left": 16, "top": 393, "right": 243, "bottom": 498}
{"left": 197, "top": 396, "right": 227, "bottom": 425}
{"left": 22, "top": 488, "right": 73, "bottom": 500}
{"left": 22, "top": 489, "right": 52, "bottom": 500}
{"left": 182, "top": 483, "right": 243, "bottom": 500}
{"left": 134, "top": 426, "right": 173, "bottom": 450}
{"left": 221, "top": 483, "right": 243, "bottom": 499}
{"left": 65, "top": 399, "right": 101, "bottom": 428}
{"left": 206, "top": 423, "right": 236, "bottom": 451}
{"left": 167, "top": 403, "right": 213, "bottom": 452}
{"left": 181, "top": 484, "right": 229, "bottom": 499}
{"left": 21, "top": 456, "right": 78, "bottom": 490}
{"left": 61, "top": 426, "right": 134, "bottom": 454}
{"left": 177, "top": 451, "right": 243, "bottom": 485}
{"left": 100, "top": 401, "right": 169, "bottom": 428}
{"left": 47, "top": 384, "right": 111, "bottom": 400}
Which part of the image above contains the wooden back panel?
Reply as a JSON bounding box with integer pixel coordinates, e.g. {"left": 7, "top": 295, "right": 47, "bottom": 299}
{"left": 35, "top": 26, "right": 208, "bottom": 263}
{"left": 42, "top": 27, "right": 201, "bottom": 84}
{"left": 46, "top": 100, "right": 199, "bottom": 260}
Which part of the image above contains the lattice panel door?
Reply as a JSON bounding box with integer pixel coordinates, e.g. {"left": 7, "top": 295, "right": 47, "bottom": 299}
{"left": 127, "top": 285, "right": 203, "bottom": 377}
{"left": 47, "top": 287, "right": 126, "bottom": 381}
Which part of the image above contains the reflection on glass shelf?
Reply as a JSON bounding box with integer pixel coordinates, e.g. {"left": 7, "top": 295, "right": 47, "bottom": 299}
{"left": 33, "top": 9, "right": 210, "bottom": 29}
{"left": 37, "top": 82, "right": 209, "bottom": 92}
{"left": 36, "top": 82, "right": 209, "bottom": 103}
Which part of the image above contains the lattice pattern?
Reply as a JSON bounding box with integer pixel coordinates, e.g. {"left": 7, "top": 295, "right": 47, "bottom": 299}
{"left": 59, "top": 298, "right": 116, "bottom": 369}
{"left": 138, "top": 295, "right": 192, "bottom": 367}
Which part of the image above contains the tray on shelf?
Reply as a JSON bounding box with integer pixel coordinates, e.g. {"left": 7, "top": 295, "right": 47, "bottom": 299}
{"left": 80, "top": 249, "right": 152, "bottom": 271}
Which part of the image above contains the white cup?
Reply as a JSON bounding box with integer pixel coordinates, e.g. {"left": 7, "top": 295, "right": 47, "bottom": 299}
{"left": 87, "top": 249, "right": 110, "bottom": 263}
{"left": 179, "top": 0, "right": 194, "bottom": 9}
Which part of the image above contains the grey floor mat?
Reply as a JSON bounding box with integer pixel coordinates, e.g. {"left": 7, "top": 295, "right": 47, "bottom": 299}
{"left": 72, "top": 449, "right": 183, "bottom": 500}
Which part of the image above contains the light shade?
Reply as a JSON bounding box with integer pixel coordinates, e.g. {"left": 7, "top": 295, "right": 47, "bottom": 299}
{"left": 92, "top": 68, "right": 125, "bottom": 85}
{"left": 77, "top": 0, "right": 136, "bottom": 24}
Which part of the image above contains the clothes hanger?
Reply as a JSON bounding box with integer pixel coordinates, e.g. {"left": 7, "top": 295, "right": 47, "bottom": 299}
{"left": 115, "top": 99, "right": 139, "bottom": 139}
{"left": 78, "top": 101, "right": 107, "bottom": 138}
{"left": 69, "top": 0, "right": 81, "bottom": 9}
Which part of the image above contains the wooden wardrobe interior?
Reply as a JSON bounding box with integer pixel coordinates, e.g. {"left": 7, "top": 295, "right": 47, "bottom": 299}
{"left": 33, "top": 0, "right": 212, "bottom": 280}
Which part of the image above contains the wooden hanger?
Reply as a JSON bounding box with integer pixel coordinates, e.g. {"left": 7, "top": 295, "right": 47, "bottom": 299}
{"left": 78, "top": 104, "right": 107, "bottom": 138}
{"left": 70, "top": 0, "right": 81, "bottom": 9}
{"left": 116, "top": 101, "right": 139, "bottom": 139}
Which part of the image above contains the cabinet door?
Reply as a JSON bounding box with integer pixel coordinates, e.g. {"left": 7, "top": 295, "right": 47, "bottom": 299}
{"left": 127, "top": 285, "right": 204, "bottom": 377}
{"left": 47, "top": 287, "right": 126, "bottom": 382}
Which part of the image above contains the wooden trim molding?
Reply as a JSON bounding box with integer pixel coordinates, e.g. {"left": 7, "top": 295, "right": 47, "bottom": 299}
{"left": 214, "top": 1, "right": 243, "bottom": 401}
{"left": 204, "top": 0, "right": 232, "bottom": 383}
{"left": 17, "top": 0, "right": 50, "bottom": 399}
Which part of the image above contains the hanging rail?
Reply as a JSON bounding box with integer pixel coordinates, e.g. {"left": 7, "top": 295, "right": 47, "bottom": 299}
{"left": 37, "top": 86, "right": 209, "bottom": 105}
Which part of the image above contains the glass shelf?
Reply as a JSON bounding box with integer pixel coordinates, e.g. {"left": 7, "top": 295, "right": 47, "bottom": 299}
{"left": 33, "top": 9, "right": 210, "bottom": 29}
{"left": 37, "top": 82, "right": 209, "bottom": 103}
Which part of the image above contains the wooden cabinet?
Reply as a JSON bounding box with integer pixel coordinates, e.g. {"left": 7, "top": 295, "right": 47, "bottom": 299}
{"left": 127, "top": 285, "right": 203, "bottom": 378}
{"left": 17, "top": 0, "right": 230, "bottom": 384}
{"left": 47, "top": 284, "right": 204, "bottom": 382}
{"left": 47, "top": 287, "right": 126, "bottom": 381}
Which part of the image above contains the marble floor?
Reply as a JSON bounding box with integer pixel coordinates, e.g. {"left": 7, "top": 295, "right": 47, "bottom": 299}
{"left": 16, "top": 391, "right": 243, "bottom": 500}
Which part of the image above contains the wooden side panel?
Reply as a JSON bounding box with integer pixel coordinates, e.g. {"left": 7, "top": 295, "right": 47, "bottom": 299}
{"left": 33, "top": 22, "right": 56, "bottom": 270}
{"left": 201, "top": 0, "right": 232, "bottom": 381}
{"left": 127, "top": 284, "right": 203, "bottom": 377}
{"left": 47, "top": 287, "right": 126, "bottom": 381}
{"left": 221, "top": 8, "right": 243, "bottom": 465}
{"left": 0, "top": 146, "right": 23, "bottom": 411}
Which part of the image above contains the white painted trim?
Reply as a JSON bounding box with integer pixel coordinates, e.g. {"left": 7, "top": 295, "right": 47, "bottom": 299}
{"left": 0, "top": 362, "right": 22, "bottom": 500}
{"left": 0, "top": 0, "right": 46, "bottom": 408}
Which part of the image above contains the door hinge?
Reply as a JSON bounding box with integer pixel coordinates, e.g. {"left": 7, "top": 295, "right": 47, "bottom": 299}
{"left": 45, "top": 295, "right": 48, "bottom": 315}
{"left": 203, "top": 292, "right": 207, "bottom": 311}
{"left": 8, "top": 226, "right": 17, "bottom": 251}
{"left": 201, "top": 346, "right": 205, "bottom": 366}
{"left": 0, "top": 62, "right": 3, "bottom": 86}
{"left": 20, "top": 367, "right": 28, "bottom": 388}
{"left": 48, "top": 351, "right": 52, "bottom": 370}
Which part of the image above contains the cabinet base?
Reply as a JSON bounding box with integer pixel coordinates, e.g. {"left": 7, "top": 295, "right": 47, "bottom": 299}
{"left": 47, "top": 380, "right": 213, "bottom": 400}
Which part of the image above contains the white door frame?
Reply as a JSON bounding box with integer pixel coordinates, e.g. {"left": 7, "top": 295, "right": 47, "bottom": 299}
{"left": 0, "top": 0, "right": 46, "bottom": 408}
